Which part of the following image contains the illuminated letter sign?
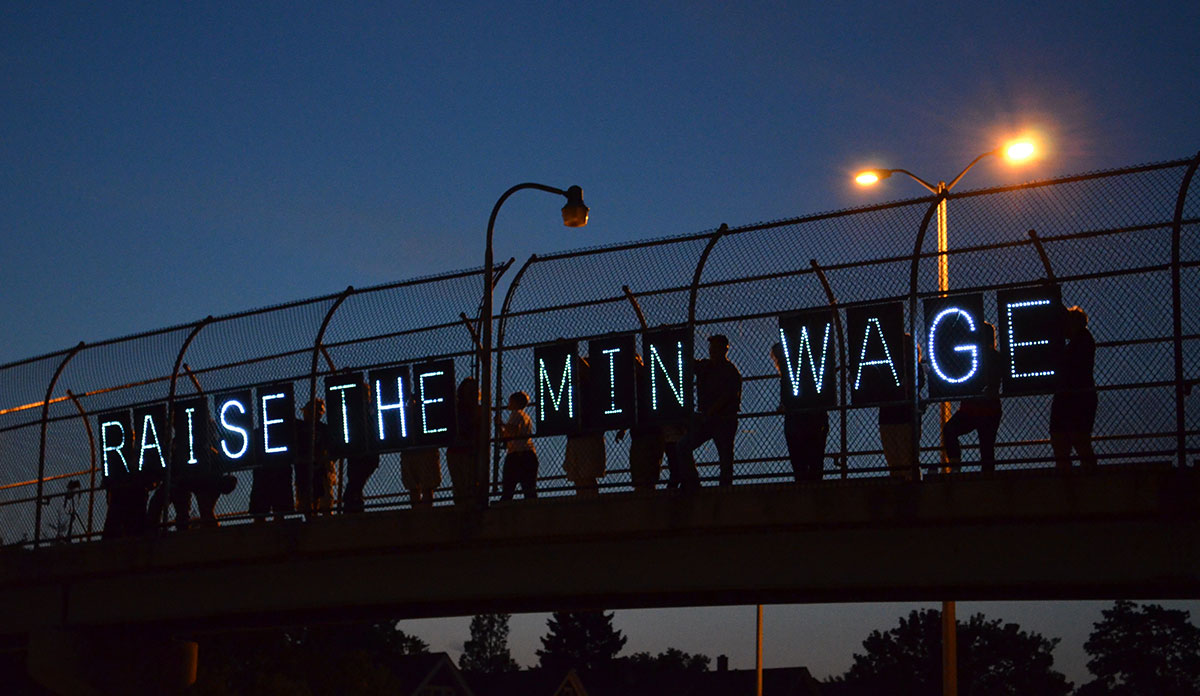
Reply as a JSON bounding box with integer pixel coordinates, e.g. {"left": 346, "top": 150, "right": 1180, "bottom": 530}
{"left": 924, "top": 294, "right": 987, "bottom": 400}
{"left": 132, "top": 403, "right": 168, "bottom": 477}
{"left": 325, "top": 373, "right": 370, "bottom": 458}
{"left": 847, "top": 302, "right": 906, "bottom": 405}
{"left": 998, "top": 286, "right": 1063, "bottom": 395}
{"left": 640, "top": 328, "right": 693, "bottom": 423}
{"left": 258, "top": 382, "right": 295, "bottom": 467}
{"left": 172, "top": 397, "right": 210, "bottom": 475}
{"left": 412, "top": 359, "right": 456, "bottom": 448}
{"left": 586, "top": 334, "right": 637, "bottom": 430}
{"left": 534, "top": 341, "right": 580, "bottom": 436}
{"left": 369, "top": 365, "right": 412, "bottom": 452}
{"left": 777, "top": 309, "right": 837, "bottom": 410}
{"left": 98, "top": 409, "right": 133, "bottom": 481}
{"left": 214, "top": 389, "right": 255, "bottom": 469}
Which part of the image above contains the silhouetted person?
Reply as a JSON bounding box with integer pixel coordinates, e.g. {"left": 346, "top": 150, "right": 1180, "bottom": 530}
{"left": 102, "top": 469, "right": 152, "bottom": 540}
{"left": 402, "top": 447, "right": 442, "bottom": 507}
{"left": 295, "top": 398, "right": 334, "bottom": 517}
{"left": 445, "top": 377, "right": 482, "bottom": 507}
{"left": 497, "top": 391, "right": 538, "bottom": 500}
{"left": 943, "top": 322, "right": 1004, "bottom": 472}
{"left": 878, "top": 334, "right": 924, "bottom": 481}
{"left": 146, "top": 467, "right": 192, "bottom": 532}
{"left": 189, "top": 471, "right": 237, "bottom": 527}
{"left": 677, "top": 334, "right": 742, "bottom": 487}
{"left": 564, "top": 356, "right": 606, "bottom": 497}
{"left": 250, "top": 425, "right": 293, "bottom": 523}
{"left": 770, "top": 342, "right": 829, "bottom": 483}
{"left": 618, "top": 355, "right": 664, "bottom": 492}
{"left": 1050, "top": 306, "right": 1098, "bottom": 470}
{"left": 342, "top": 452, "right": 379, "bottom": 514}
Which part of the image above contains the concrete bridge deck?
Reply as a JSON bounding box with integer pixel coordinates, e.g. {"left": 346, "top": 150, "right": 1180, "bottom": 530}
{"left": 2, "top": 466, "right": 1197, "bottom": 637}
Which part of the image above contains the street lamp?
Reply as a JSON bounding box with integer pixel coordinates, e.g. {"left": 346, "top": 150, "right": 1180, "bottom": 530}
{"left": 855, "top": 139, "right": 1036, "bottom": 297}
{"left": 479, "top": 183, "right": 588, "bottom": 505}
{"left": 852, "top": 138, "right": 1036, "bottom": 696}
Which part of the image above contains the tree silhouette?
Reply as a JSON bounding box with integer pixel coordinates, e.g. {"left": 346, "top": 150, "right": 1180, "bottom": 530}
{"left": 536, "top": 610, "right": 627, "bottom": 674}
{"left": 460, "top": 613, "right": 520, "bottom": 674}
{"left": 829, "top": 608, "right": 1071, "bottom": 696}
{"left": 1077, "top": 600, "right": 1200, "bottom": 696}
{"left": 624, "top": 647, "right": 711, "bottom": 675}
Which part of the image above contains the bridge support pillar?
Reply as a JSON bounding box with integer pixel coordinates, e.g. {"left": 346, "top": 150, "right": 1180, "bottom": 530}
{"left": 27, "top": 627, "right": 197, "bottom": 695}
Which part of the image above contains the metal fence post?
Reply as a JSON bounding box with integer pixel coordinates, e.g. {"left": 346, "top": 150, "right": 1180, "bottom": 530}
{"left": 494, "top": 255, "right": 537, "bottom": 497}
{"left": 1170, "top": 151, "right": 1200, "bottom": 468}
{"left": 34, "top": 342, "right": 84, "bottom": 546}
{"left": 908, "top": 198, "right": 945, "bottom": 479}
{"left": 810, "top": 260, "right": 849, "bottom": 478}
{"left": 307, "top": 287, "right": 354, "bottom": 515}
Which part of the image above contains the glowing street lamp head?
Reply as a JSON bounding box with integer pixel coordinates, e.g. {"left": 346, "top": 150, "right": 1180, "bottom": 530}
{"left": 561, "top": 185, "right": 589, "bottom": 227}
{"left": 1003, "top": 140, "right": 1036, "bottom": 162}
{"left": 855, "top": 170, "right": 890, "bottom": 186}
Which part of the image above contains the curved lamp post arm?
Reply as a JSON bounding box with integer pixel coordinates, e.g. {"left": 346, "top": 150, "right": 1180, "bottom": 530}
{"left": 480, "top": 182, "right": 586, "bottom": 507}
{"left": 945, "top": 148, "right": 1000, "bottom": 191}
{"left": 883, "top": 168, "right": 940, "bottom": 194}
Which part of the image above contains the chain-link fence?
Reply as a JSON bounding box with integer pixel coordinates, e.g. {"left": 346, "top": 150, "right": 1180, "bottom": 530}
{"left": 2, "top": 155, "right": 1197, "bottom": 547}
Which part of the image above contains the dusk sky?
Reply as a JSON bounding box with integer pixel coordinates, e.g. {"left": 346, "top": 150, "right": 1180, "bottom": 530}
{"left": 3, "top": 1, "right": 1199, "bottom": 685}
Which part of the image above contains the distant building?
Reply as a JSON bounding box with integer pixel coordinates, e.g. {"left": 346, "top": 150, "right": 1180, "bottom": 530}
{"left": 393, "top": 652, "right": 476, "bottom": 696}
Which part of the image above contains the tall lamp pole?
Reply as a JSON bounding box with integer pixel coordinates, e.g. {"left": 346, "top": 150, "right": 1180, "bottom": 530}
{"left": 479, "top": 183, "right": 589, "bottom": 504}
{"left": 853, "top": 139, "right": 1036, "bottom": 696}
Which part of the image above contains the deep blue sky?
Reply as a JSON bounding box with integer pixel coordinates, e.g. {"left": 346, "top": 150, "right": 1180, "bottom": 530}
{"left": 3, "top": 1, "right": 1199, "bottom": 684}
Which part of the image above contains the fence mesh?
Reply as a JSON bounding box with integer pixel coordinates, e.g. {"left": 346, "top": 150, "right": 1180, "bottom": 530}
{"left": 1, "top": 155, "right": 1197, "bottom": 546}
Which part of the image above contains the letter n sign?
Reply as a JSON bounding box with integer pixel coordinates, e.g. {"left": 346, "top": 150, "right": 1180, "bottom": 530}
{"left": 998, "top": 285, "right": 1063, "bottom": 395}
{"left": 847, "top": 302, "right": 906, "bottom": 405}
{"left": 777, "top": 309, "right": 837, "bottom": 410}
{"left": 641, "top": 328, "right": 693, "bottom": 423}
{"left": 535, "top": 341, "right": 580, "bottom": 436}
{"left": 924, "top": 293, "right": 987, "bottom": 400}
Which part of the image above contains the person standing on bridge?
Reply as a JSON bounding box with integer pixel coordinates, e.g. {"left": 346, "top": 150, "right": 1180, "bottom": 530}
{"left": 563, "top": 355, "right": 606, "bottom": 497}
{"left": 445, "top": 377, "right": 483, "bottom": 506}
{"left": 294, "top": 398, "right": 335, "bottom": 518}
{"left": 942, "top": 322, "right": 1004, "bottom": 472}
{"left": 770, "top": 342, "right": 829, "bottom": 482}
{"left": 497, "top": 390, "right": 538, "bottom": 500}
{"left": 878, "top": 334, "right": 925, "bottom": 481}
{"left": 676, "top": 334, "right": 743, "bottom": 487}
{"left": 1050, "top": 305, "right": 1098, "bottom": 470}
{"left": 618, "top": 353, "right": 665, "bottom": 493}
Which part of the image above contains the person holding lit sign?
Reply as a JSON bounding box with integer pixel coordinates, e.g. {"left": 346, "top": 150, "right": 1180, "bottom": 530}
{"left": 1050, "top": 306, "right": 1098, "bottom": 470}
{"left": 563, "top": 356, "right": 606, "bottom": 497}
{"left": 676, "top": 334, "right": 743, "bottom": 488}
{"left": 497, "top": 391, "right": 538, "bottom": 500}
{"left": 942, "top": 322, "right": 1004, "bottom": 472}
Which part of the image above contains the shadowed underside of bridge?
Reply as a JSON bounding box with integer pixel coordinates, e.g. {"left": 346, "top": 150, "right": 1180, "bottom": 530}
{"left": 2, "top": 466, "right": 1198, "bottom": 638}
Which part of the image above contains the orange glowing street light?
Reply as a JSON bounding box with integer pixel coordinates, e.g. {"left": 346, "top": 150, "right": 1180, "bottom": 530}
{"left": 851, "top": 136, "right": 1037, "bottom": 696}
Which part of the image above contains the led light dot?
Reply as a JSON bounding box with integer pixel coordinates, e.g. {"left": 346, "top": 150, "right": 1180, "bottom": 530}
{"left": 1006, "top": 300, "right": 1055, "bottom": 379}
{"left": 418, "top": 370, "right": 448, "bottom": 434}
{"left": 853, "top": 317, "right": 901, "bottom": 391}
{"left": 928, "top": 307, "right": 979, "bottom": 384}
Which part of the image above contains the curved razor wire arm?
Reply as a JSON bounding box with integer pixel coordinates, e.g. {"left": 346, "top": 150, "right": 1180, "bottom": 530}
{"left": 493, "top": 254, "right": 537, "bottom": 496}
{"left": 65, "top": 389, "right": 97, "bottom": 538}
{"left": 907, "top": 197, "right": 947, "bottom": 480}
{"left": 1170, "top": 151, "right": 1200, "bottom": 467}
{"left": 1026, "top": 230, "right": 1058, "bottom": 284}
{"left": 809, "top": 259, "right": 850, "bottom": 478}
{"left": 622, "top": 285, "right": 650, "bottom": 332}
{"left": 34, "top": 342, "right": 85, "bottom": 546}
{"left": 305, "top": 286, "right": 354, "bottom": 514}
{"left": 687, "top": 224, "right": 730, "bottom": 333}
{"left": 160, "top": 317, "right": 213, "bottom": 529}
